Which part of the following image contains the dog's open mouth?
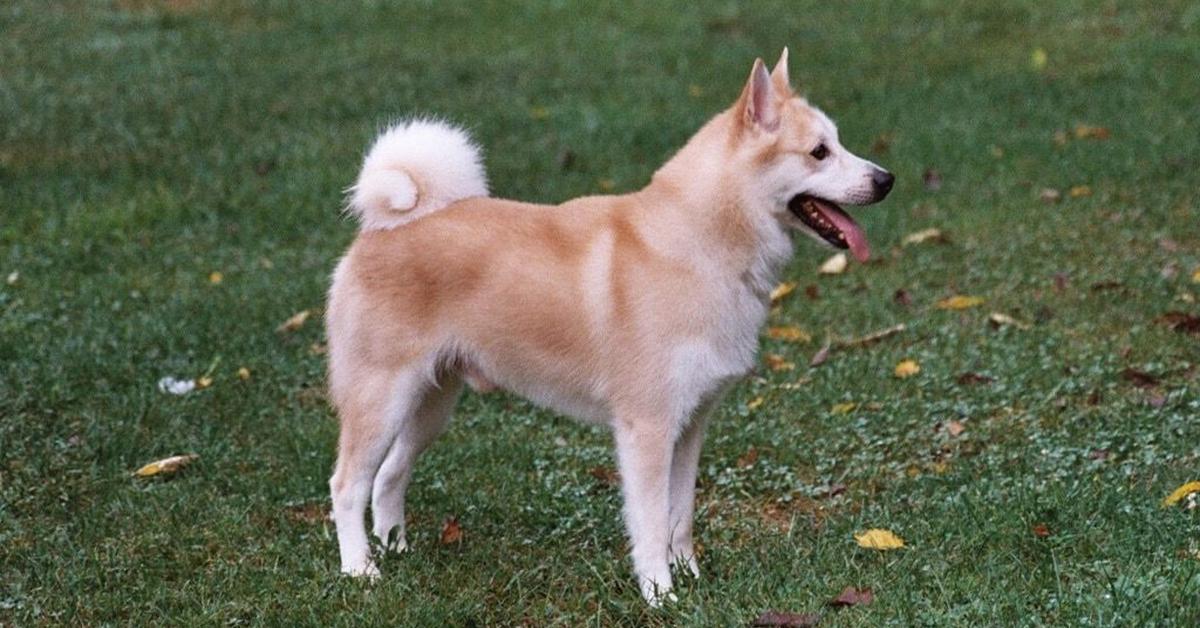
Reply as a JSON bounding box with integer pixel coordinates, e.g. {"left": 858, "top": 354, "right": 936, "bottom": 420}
{"left": 788, "top": 194, "right": 870, "bottom": 262}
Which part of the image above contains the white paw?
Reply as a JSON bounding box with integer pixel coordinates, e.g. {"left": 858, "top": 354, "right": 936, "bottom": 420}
{"left": 639, "top": 575, "right": 676, "bottom": 607}
{"left": 342, "top": 561, "right": 380, "bottom": 580}
{"left": 672, "top": 552, "right": 700, "bottom": 579}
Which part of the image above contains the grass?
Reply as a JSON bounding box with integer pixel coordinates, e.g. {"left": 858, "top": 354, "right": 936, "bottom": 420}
{"left": 2, "top": 0, "right": 1199, "bottom": 625}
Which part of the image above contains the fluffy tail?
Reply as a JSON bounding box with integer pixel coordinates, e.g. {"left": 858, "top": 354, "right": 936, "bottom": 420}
{"left": 347, "top": 119, "right": 488, "bottom": 230}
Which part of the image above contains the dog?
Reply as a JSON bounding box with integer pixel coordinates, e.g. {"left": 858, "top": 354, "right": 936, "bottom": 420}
{"left": 326, "top": 48, "right": 893, "bottom": 605}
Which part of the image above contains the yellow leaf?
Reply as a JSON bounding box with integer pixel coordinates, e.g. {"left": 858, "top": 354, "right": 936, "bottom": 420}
{"left": 854, "top": 528, "right": 905, "bottom": 550}
{"left": 1162, "top": 481, "right": 1200, "bottom": 507}
{"left": 208, "top": 271, "right": 223, "bottom": 285}
{"left": 894, "top": 359, "right": 920, "bottom": 378}
{"left": 766, "top": 326, "right": 812, "bottom": 343}
{"left": 831, "top": 402, "right": 857, "bottom": 415}
{"left": 931, "top": 460, "right": 950, "bottom": 474}
{"left": 276, "top": 309, "right": 311, "bottom": 333}
{"left": 1031, "top": 48, "right": 1047, "bottom": 71}
{"left": 818, "top": 253, "right": 848, "bottom": 275}
{"left": 1069, "top": 185, "right": 1092, "bottom": 198}
{"left": 133, "top": 454, "right": 198, "bottom": 477}
{"left": 1192, "top": 268, "right": 1200, "bottom": 284}
{"left": 901, "top": 228, "right": 943, "bottom": 246}
{"left": 237, "top": 367, "right": 251, "bottom": 381}
{"left": 770, "top": 282, "right": 797, "bottom": 303}
{"left": 746, "top": 396, "right": 765, "bottom": 411}
{"left": 936, "top": 295, "right": 984, "bottom": 310}
{"left": 196, "top": 376, "right": 213, "bottom": 389}
{"left": 765, "top": 353, "right": 795, "bottom": 372}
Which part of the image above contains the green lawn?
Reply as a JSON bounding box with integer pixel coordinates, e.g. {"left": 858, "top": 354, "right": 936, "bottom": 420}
{"left": 3, "top": 1, "right": 1199, "bottom": 625}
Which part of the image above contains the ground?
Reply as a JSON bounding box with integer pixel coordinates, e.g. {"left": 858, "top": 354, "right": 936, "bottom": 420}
{"left": 2, "top": 1, "right": 1199, "bottom": 625}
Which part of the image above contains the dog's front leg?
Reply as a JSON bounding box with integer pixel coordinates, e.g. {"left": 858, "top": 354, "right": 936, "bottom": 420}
{"left": 613, "top": 416, "right": 674, "bottom": 606}
{"left": 668, "top": 411, "right": 708, "bottom": 578}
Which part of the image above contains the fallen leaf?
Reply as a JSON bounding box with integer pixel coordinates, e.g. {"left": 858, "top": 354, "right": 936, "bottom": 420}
{"left": 1053, "top": 130, "right": 1070, "bottom": 146}
{"left": 309, "top": 342, "right": 328, "bottom": 355}
{"left": 208, "top": 271, "right": 223, "bottom": 285}
{"left": 1156, "top": 311, "right": 1200, "bottom": 335}
{"left": 1052, "top": 272, "right": 1070, "bottom": 292}
{"left": 988, "top": 312, "right": 1031, "bottom": 330}
{"left": 945, "top": 420, "right": 966, "bottom": 437}
{"left": 922, "top": 169, "right": 942, "bottom": 191}
{"left": 1074, "top": 124, "right": 1111, "bottom": 140}
{"left": 7, "top": 270, "right": 20, "bottom": 285}
{"left": 894, "top": 359, "right": 920, "bottom": 379}
{"left": 440, "top": 516, "right": 463, "bottom": 544}
{"left": 284, "top": 501, "right": 329, "bottom": 524}
{"left": 1031, "top": 523, "right": 1051, "bottom": 538}
{"left": 157, "top": 377, "right": 196, "bottom": 395}
{"left": 830, "top": 586, "right": 874, "bottom": 607}
{"left": 765, "top": 353, "right": 795, "bottom": 371}
{"left": 529, "top": 106, "right": 550, "bottom": 120}
{"left": 956, "top": 372, "right": 994, "bottom": 386}
{"left": 133, "top": 454, "right": 198, "bottom": 477}
{"left": 276, "top": 310, "right": 311, "bottom": 333}
{"left": 854, "top": 528, "right": 904, "bottom": 550}
{"left": 770, "top": 282, "right": 797, "bottom": 304}
{"left": 893, "top": 288, "right": 912, "bottom": 307}
{"left": 588, "top": 466, "right": 619, "bottom": 487}
{"left": 936, "top": 295, "right": 984, "bottom": 310}
{"left": 830, "top": 402, "right": 857, "bottom": 415}
{"left": 1121, "top": 368, "right": 1160, "bottom": 388}
{"left": 737, "top": 446, "right": 759, "bottom": 468}
{"left": 747, "top": 396, "right": 765, "bottom": 411}
{"left": 804, "top": 284, "right": 820, "bottom": 300}
{"left": 767, "top": 326, "right": 812, "bottom": 343}
{"left": 810, "top": 344, "right": 830, "bottom": 367}
{"left": 818, "top": 253, "right": 848, "bottom": 275}
{"left": 1162, "top": 481, "right": 1200, "bottom": 507}
{"left": 1193, "top": 268, "right": 1200, "bottom": 284}
{"left": 751, "top": 611, "right": 821, "bottom": 627}
{"left": 196, "top": 376, "right": 213, "bottom": 389}
{"left": 1039, "top": 188, "right": 1062, "bottom": 203}
{"left": 1031, "top": 47, "right": 1047, "bottom": 70}
{"left": 237, "top": 367, "right": 251, "bottom": 380}
{"left": 838, "top": 323, "right": 907, "bottom": 348}
{"left": 1069, "top": 185, "right": 1092, "bottom": 198}
{"left": 1090, "top": 280, "right": 1124, "bottom": 292}
{"left": 902, "top": 228, "right": 944, "bottom": 246}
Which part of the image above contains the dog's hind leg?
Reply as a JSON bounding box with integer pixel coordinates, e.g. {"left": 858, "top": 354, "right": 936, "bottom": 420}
{"left": 370, "top": 371, "right": 463, "bottom": 551}
{"left": 329, "top": 367, "right": 426, "bottom": 578}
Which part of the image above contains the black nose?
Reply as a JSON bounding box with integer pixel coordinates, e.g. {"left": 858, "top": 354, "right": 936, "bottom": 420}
{"left": 872, "top": 169, "right": 895, "bottom": 197}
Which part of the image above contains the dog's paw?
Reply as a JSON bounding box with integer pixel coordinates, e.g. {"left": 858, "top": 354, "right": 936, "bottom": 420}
{"left": 341, "top": 561, "right": 381, "bottom": 580}
{"left": 639, "top": 576, "right": 677, "bottom": 607}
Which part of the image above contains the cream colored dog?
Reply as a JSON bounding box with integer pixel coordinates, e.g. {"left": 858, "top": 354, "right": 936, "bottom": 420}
{"left": 326, "top": 49, "right": 893, "bottom": 605}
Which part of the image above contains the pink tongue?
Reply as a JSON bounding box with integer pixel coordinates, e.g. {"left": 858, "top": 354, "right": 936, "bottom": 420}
{"left": 823, "top": 205, "right": 870, "bottom": 262}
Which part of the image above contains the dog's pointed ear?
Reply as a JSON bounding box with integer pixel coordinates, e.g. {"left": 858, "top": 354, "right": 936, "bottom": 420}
{"left": 771, "top": 47, "right": 791, "bottom": 94}
{"left": 737, "top": 58, "right": 779, "bottom": 133}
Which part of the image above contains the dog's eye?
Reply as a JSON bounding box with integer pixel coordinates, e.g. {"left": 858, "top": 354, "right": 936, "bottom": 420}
{"left": 810, "top": 143, "right": 829, "bottom": 160}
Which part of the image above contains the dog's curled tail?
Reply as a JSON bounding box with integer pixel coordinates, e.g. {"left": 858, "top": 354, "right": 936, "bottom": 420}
{"left": 347, "top": 119, "right": 488, "bottom": 230}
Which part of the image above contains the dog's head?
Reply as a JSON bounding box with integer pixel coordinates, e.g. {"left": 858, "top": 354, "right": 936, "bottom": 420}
{"left": 729, "top": 49, "right": 893, "bottom": 262}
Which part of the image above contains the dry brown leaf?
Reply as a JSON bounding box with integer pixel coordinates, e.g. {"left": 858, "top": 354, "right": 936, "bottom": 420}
{"left": 830, "top": 586, "right": 874, "bottom": 607}
{"left": 770, "top": 282, "right": 797, "bottom": 303}
{"left": 818, "top": 253, "right": 848, "bottom": 275}
{"left": 1193, "top": 268, "right": 1200, "bottom": 284}
{"left": 1031, "top": 523, "right": 1051, "bottom": 538}
{"left": 1074, "top": 124, "right": 1111, "bottom": 140}
{"left": 765, "top": 353, "right": 795, "bottom": 371}
{"left": 737, "top": 446, "right": 759, "bottom": 468}
{"left": 208, "top": 271, "right": 223, "bottom": 285}
{"left": 133, "top": 454, "right": 198, "bottom": 477}
{"left": 1069, "top": 185, "right": 1092, "bottom": 198}
{"left": 854, "top": 528, "right": 904, "bottom": 550}
{"left": 767, "top": 326, "right": 812, "bottom": 343}
{"left": 277, "top": 310, "right": 311, "bottom": 333}
{"left": 935, "top": 295, "right": 984, "bottom": 310}
{"left": 810, "top": 344, "right": 831, "bottom": 367}
{"left": 751, "top": 611, "right": 821, "bottom": 627}
{"left": 1121, "top": 368, "right": 1160, "bottom": 388}
{"left": 1156, "top": 312, "right": 1200, "bottom": 335}
{"left": 956, "top": 372, "right": 994, "bottom": 386}
{"left": 237, "top": 367, "right": 251, "bottom": 380}
{"left": 945, "top": 420, "right": 966, "bottom": 437}
{"left": 440, "top": 516, "right": 463, "bottom": 544}
{"left": 894, "top": 359, "right": 920, "bottom": 379}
